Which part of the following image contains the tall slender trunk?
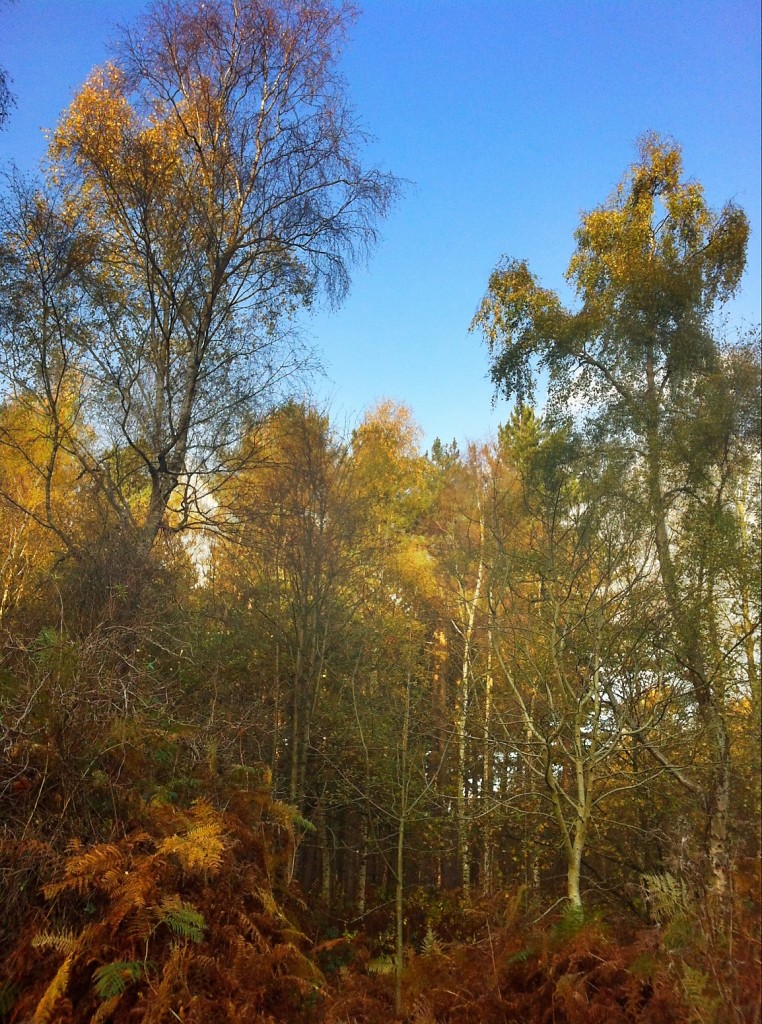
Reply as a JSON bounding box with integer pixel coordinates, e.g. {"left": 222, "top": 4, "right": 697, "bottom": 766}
{"left": 481, "top": 611, "right": 494, "bottom": 895}
{"left": 645, "top": 348, "right": 730, "bottom": 898}
{"left": 316, "top": 800, "right": 331, "bottom": 905}
{"left": 271, "top": 641, "right": 281, "bottom": 776}
{"left": 456, "top": 511, "right": 485, "bottom": 895}
{"left": 566, "top": 826, "right": 586, "bottom": 911}
{"left": 394, "top": 674, "right": 411, "bottom": 1017}
{"left": 736, "top": 483, "right": 761, "bottom": 843}
{"left": 395, "top": 808, "right": 405, "bottom": 1017}
{"left": 707, "top": 713, "right": 731, "bottom": 898}
{"left": 356, "top": 817, "right": 368, "bottom": 918}
{"left": 289, "top": 645, "right": 302, "bottom": 805}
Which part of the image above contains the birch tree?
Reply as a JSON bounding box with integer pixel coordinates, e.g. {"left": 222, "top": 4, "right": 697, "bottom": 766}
{"left": 473, "top": 133, "right": 756, "bottom": 899}
{"left": 0, "top": 0, "right": 397, "bottom": 560}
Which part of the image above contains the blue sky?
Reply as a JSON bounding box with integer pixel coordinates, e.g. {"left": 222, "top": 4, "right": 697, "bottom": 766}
{"left": 2, "top": 0, "right": 760, "bottom": 449}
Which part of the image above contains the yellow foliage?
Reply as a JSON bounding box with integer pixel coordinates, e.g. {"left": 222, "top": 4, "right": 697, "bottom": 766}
{"left": 31, "top": 929, "right": 79, "bottom": 955}
{"left": 252, "top": 885, "right": 283, "bottom": 921}
{"left": 157, "top": 803, "right": 226, "bottom": 875}
{"left": 52, "top": 64, "right": 133, "bottom": 174}
{"left": 90, "top": 994, "right": 122, "bottom": 1024}
{"left": 392, "top": 536, "right": 438, "bottom": 601}
{"left": 31, "top": 953, "right": 73, "bottom": 1024}
{"left": 110, "top": 867, "right": 157, "bottom": 934}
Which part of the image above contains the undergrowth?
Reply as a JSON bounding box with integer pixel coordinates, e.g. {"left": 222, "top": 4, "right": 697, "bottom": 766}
{"left": 1, "top": 775, "right": 321, "bottom": 1023}
{"left": 1, "top": 788, "right": 759, "bottom": 1022}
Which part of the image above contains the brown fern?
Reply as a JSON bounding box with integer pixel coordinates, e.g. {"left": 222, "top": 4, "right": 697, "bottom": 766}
{"left": 6, "top": 775, "right": 331, "bottom": 1023}
{"left": 142, "top": 945, "right": 193, "bottom": 1024}
{"left": 43, "top": 844, "right": 125, "bottom": 900}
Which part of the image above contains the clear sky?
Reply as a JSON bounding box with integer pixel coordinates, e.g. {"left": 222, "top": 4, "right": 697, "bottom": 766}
{"left": 2, "top": 0, "right": 760, "bottom": 449}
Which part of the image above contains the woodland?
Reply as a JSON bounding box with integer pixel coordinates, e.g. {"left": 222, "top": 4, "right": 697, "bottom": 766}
{"left": 0, "top": 2, "right": 760, "bottom": 1022}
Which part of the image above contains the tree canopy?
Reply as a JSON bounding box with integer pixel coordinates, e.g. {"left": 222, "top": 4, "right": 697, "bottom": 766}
{"left": 1, "top": 0, "right": 398, "bottom": 560}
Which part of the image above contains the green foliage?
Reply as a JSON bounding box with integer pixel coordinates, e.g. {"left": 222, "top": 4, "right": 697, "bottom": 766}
{"left": 367, "top": 954, "right": 395, "bottom": 974}
{"left": 629, "top": 951, "right": 659, "bottom": 980}
{"left": 429, "top": 436, "right": 460, "bottom": 469}
{"left": 292, "top": 812, "right": 318, "bottom": 835}
{"left": 30, "top": 627, "right": 75, "bottom": 677}
{"left": 420, "top": 924, "right": 443, "bottom": 957}
{"left": 157, "top": 898, "right": 206, "bottom": 943}
{"left": 681, "top": 963, "right": 722, "bottom": 1024}
{"left": 473, "top": 133, "right": 749, "bottom": 411}
{"left": 550, "top": 903, "right": 586, "bottom": 944}
{"left": 92, "top": 960, "right": 146, "bottom": 1000}
{"left": 0, "top": 118, "right": 758, "bottom": 1024}
{"left": 642, "top": 871, "right": 691, "bottom": 924}
{"left": 506, "top": 946, "right": 535, "bottom": 965}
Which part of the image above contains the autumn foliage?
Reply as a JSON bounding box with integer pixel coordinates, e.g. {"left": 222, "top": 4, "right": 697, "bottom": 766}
{"left": 0, "top": 2, "right": 760, "bottom": 1022}
{"left": 3, "top": 815, "right": 759, "bottom": 1022}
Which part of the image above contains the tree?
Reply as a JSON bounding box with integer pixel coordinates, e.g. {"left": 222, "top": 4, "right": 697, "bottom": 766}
{"left": 340, "top": 627, "right": 438, "bottom": 1016}
{"left": 220, "top": 403, "right": 369, "bottom": 811}
{"left": 1, "top": 0, "right": 397, "bottom": 561}
{"left": 472, "top": 133, "right": 758, "bottom": 898}
{"left": 0, "top": 399, "right": 80, "bottom": 624}
{"left": 426, "top": 445, "right": 489, "bottom": 895}
{"left": 489, "top": 412, "right": 667, "bottom": 910}
{"left": 0, "top": 61, "right": 12, "bottom": 129}
{"left": 0, "top": 1, "right": 14, "bottom": 129}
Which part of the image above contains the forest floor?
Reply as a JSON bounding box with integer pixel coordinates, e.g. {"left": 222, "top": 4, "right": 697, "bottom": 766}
{"left": 2, "top": 787, "right": 759, "bottom": 1023}
{"left": 307, "top": 897, "right": 761, "bottom": 1024}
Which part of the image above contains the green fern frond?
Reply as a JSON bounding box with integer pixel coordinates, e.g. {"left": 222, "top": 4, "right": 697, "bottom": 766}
{"left": 507, "top": 946, "right": 534, "bottom": 964}
{"left": 642, "top": 871, "right": 691, "bottom": 923}
{"left": 551, "top": 902, "right": 585, "bottom": 942}
{"left": 368, "top": 955, "right": 395, "bottom": 975}
{"left": 93, "top": 960, "right": 146, "bottom": 1000}
{"left": 681, "top": 964, "right": 721, "bottom": 1022}
{"left": 156, "top": 896, "right": 206, "bottom": 942}
{"left": 421, "top": 924, "right": 443, "bottom": 957}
